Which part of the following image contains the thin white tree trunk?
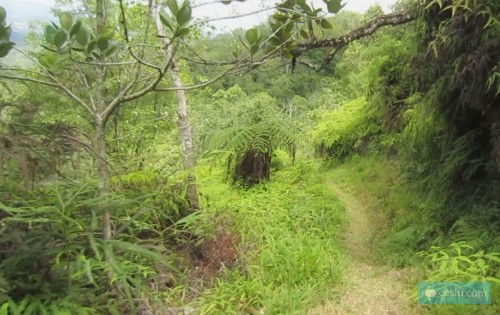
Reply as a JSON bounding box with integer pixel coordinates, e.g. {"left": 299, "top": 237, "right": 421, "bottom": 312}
{"left": 95, "top": 0, "right": 112, "bottom": 239}
{"left": 151, "top": 2, "right": 199, "bottom": 210}
{"left": 95, "top": 118, "right": 111, "bottom": 239}
{"left": 171, "top": 62, "right": 200, "bottom": 210}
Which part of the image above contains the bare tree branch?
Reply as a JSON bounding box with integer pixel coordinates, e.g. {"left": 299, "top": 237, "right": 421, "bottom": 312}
{"left": 70, "top": 59, "right": 138, "bottom": 66}
{"left": 102, "top": 78, "right": 137, "bottom": 122}
{"left": 0, "top": 73, "right": 59, "bottom": 88}
{"left": 48, "top": 74, "right": 95, "bottom": 116}
{"left": 68, "top": 55, "right": 98, "bottom": 112}
{"left": 0, "top": 74, "right": 59, "bottom": 88}
{"left": 1, "top": 68, "right": 52, "bottom": 79}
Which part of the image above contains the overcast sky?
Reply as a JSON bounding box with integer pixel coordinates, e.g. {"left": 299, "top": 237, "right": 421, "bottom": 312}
{"left": 4, "top": 0, "right": 398, "bottom": 32}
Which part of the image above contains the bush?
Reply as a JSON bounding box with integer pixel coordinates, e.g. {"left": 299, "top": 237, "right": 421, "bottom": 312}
{"left": 0, "top": 183, "right": 180, "bottom": 314}
{"left": 417, "top": 242, "right": 500, "bottom": 314}
{"left": 312, "top": 97, "right": 379, "bottom": 159}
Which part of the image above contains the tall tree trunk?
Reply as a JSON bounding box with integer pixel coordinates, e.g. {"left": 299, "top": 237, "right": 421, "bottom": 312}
{"left": 171, "top": 62, "right": 199, "bottom": 210}
{"left": 95, "top": 0, "right": 112, "bottom": 239}
{"left": 95, "top": 119, "right": 111, "bottom": 239}
{"left": 151, "top": 1, "right": 199, "bottom": 211}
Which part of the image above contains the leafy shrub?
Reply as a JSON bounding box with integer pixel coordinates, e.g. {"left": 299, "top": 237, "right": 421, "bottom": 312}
{"left": 0, "top": 183, "right": 180, "bottom": 314}
{"left": 417, "top": 241, "right": 500, "bottom": 314}
{"left": 421, "top": 242, "right": 500, "bottom": 282}
{"left": 312, "top": 97, "right": 379, "bottom": 159}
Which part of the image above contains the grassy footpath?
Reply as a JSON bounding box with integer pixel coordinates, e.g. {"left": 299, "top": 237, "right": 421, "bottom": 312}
{"left": 188, "top": 160, "right": 346, "bottom": 314}
{"left": 324, "top": 155, "right": 427, "bottom": 267}
{"left": 309, "top": 179, "right": 419, "bottom": 315}
{"left": 324, "top": 155, "right": 500, "bottom": 315}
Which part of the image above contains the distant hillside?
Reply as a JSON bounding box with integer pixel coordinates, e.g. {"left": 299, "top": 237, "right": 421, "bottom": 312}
{"left": 11, "top": 31, "right": 27, "bottom": 47}
{"left": 3, "top": 0, "right": 53, "bottom": 47}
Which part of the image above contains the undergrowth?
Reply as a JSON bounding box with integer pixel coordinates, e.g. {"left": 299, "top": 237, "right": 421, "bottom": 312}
{"left": 187, "top": 160, "right": 346, "bottom": 314}
{"left": 0, "top": 182, "right": 182, "bottom": 314}
{"left": 417, "top": 242, "right": 500, "bottom": 314}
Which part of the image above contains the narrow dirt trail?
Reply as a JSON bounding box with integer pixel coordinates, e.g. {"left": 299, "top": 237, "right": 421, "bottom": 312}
{"left": 309, "top": 181, "right": 418, "bottom": 315}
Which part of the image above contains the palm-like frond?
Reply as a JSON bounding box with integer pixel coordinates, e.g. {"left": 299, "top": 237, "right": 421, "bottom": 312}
{"left": 205, "top": 119, "right": 296, "bottom": 155}
{"left": 204, "top": 118, "right": 297, "bottom": 186}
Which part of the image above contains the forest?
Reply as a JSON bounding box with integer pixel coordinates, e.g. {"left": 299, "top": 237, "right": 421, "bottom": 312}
{"left": 0, "top": 0, "right": 499, "bottom": 314}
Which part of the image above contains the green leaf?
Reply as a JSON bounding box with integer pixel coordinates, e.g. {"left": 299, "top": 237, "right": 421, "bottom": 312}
{"left": 86, "top": 40, "right": 97, "bottom": 54}
{"left": 250, "top": 43, "right": 259, "bottom": 56}
{"left": 167, "top": 0, "right": 179, "bottom": 15}
{"left": 300, "top": 29, "right": 309, "bottom": 39}
{"left": 105, "top": 45, "right": 117, "bottom": 57}
{"left": 59, "top": 12, "right": 73, "bottom": 30}
{"left": 245, "top": 28, "right": 260, "bottom": 45}
{"left": 96, "top": 37, "right": 109, "bottom": 51}
{"left": 91, "top": 209, "right": 98, "bottom": 230}
{"left": 274, "top": 14, "right": 288, "bottom": 22}
{"left": 239, "top": 37, "right": 249, "bottom": 50}
{"left": 39, "top": 52, "right": 59, "bottom": 68}
{"left": 174, "top": 27, "right": 190, "bottom": 38}
{"left": 232, "top": 44, "right": 242, "bottom": 59}
{"left": 23, "top": 298, "right": 45, "bottom": 315}
{"left": 0, "top": 41, "right": 13, "bottom": 58}
{"left": 320, "top": 19, "right": 333, "bottom": 29}
{"left": 108, "top": 239, "right": 180, "bottom": 273}
{"left": 6, "top": 298, "right": 19, "bottom": 315}
{"left": 325, "top": 0, "right": 345, "bottom": 14}
{"left": 99, "top": 27, "right": 114, "bottom": 40}
{"left": 70, "top": 20, "right": 82, "bottom": 38}
{"left": 280, "top": 31, "right": 292, "bottom": 42}
{"left": 176, "top": 4, "right": 192, "bottom": 26}
{"left": 0, "top": 6, "right": 6, "bottom": 23}
{"left": 44, "top": 24, "right": 57, "bottom": 44}
{"left": 0, "top": 303, "right": 9, "bottom": 315}
{"left": 269, "top": 35, "right": 282, "bottom": 47}
{"left": 53, "top": 29, "right": 68, "bottom": 48}
{"left": 87, "top": 233, "right": 102, "bottom": 261}
{"left": 298, "top": 2, "right": 312, "bottom": 14}
{"left": 0, "top": 25, "right": 11, "bottom": 40}
{"left": 159, "top": 10, "right": 175, "bottom": 31}
{"left": 221, "top": 0, "right": 231, "bottom": 4}
{"left": 76, "top": 26, "right": 90, "bottom": 46}
{"left": 284, "top": 22, "right": 294, "bottom": 33}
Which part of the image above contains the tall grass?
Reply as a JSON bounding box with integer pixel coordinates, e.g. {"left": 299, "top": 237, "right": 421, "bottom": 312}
{"left": 191, "top": 160, "right": 346, "bottom": 314}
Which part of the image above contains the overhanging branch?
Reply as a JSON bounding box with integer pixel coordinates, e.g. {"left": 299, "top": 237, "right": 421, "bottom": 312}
{"left": 293, "top": 12, "right": 416, "bottom": 67}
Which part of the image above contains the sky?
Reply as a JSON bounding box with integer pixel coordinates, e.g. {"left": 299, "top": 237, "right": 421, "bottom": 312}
{"left": 3, "top": 0, "right": 398, "bottom": 32}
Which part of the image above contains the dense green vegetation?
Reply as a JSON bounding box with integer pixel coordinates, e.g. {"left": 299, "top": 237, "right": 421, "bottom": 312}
{"left": 0, "top": 0, "right": 498, "bottom": 314}
{"left": 311, "top": 0, "right": 500, "bottom": 313}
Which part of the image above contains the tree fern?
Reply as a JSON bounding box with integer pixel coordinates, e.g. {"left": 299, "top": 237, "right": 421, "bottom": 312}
{"left": 204, "top": 118, "right": 297, "bottom": 186}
